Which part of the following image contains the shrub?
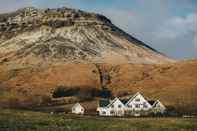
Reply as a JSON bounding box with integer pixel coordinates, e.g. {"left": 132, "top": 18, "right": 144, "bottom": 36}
{"left": 77, "top": 89, "right": 93, "bottom": 101}
{"left": 52, "top": 86, "right": 79, "bottom": 98}
{"left": 165, "top": 106, "right": 181, "bottom": 117}
{"left": 52, "top": 85, "right": 112, "bottom": 100}
{"left": 99, "top": 88, "right": 112, "bottom": 98}
{"left": 76, "top": 87, "right": 112, "bottom": 100}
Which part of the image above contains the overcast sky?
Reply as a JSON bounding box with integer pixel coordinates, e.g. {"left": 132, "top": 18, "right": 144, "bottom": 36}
{"left": 0, "top": 0, "right": 197, "bottom": 60}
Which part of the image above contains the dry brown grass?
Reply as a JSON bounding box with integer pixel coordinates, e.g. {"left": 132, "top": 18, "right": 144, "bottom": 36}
{"left": 0, "top": 60, "right": 197, "bottom": 113}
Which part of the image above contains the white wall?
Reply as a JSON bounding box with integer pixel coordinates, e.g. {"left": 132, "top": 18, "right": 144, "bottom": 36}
{"left": 97, "top": 98, "right": 125, "bottom": 116}
{"left": 153, "top": 101, "right": 166, "bottom": 113}
{"left": 72, "top": 104, "right": 84, "bottom": 114}
{"left": 126, "top": 94, "right": 152, "bottom": 111}
{"left": 97, "top": 107, "right": 111, "bottom": 116}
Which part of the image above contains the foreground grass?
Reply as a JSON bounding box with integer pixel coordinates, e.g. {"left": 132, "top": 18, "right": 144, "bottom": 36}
{"left": 0, "top": 109, "right": 197, "bottom": 131}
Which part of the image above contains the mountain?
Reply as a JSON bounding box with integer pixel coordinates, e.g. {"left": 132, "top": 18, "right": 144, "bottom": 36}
{"left": 0, "top": 7, "right": 174, "bottom": 66}
{"left": 1, "top": 7, "right": 197, "bottom": 114}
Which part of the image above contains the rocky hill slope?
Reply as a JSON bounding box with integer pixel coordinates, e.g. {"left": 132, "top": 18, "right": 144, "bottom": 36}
{"left": 0, "top": 7, "right": 173, "bottom": 66}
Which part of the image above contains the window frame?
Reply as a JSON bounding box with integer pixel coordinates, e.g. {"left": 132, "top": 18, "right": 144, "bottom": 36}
{"left": 135, "top": 98, "right": 140, "bottom": 102}
{"left": 135, "top": 104, "right": 140, "bottom": 108}
{"left": 110, "top": 110, "right": 115, "bottom": 114}
{"left": 102, "top": 111, "right": 106, "bottom": 115}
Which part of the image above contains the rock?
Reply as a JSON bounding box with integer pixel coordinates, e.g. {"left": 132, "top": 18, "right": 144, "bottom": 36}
{"left": 0, "top": 7, "right": 174, "bottom": 66}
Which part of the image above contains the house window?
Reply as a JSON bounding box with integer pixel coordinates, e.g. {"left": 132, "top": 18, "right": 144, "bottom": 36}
{"left": 143, "top": 104, "right": 148, "bottom": 108}
{"left": 110, "top": 110, "right": 114, "bottom": 114}
{"left": 118, "top": 105, "right": 122, "bottom": 108}
{"left": 135, "top": 104, "right": 140, "bottom": 108}
{"left": 81, "top": 109, "right": 84, "bottom": 112}
{"left": 135, "top": 98, "right": 140, "bottom": 102}
{"left": 128, "top": 105, "right": 132, "bottom": 108}
{"left": 111, "top": 105, "right": 114, "bottom": 108}
{"left": 102, "top": 111, "right": 106, "bottom": 115}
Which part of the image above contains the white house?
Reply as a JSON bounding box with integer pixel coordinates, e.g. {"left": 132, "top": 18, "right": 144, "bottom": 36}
{"left": 125, "top": 92, "right": 152, "bottom": 111}
{"left": 97, "top": 92, "right": 166, "bottom": 117}
{"left": 152, "top": 100, "right": 166, "bottom": 114}
{"left": 71, "top": 103, "right": 85, "bottom": 115}
{"left": 97, "top": 97, "right": 125, "bottom": 116}
{"left": 125, "top": 92, "right": 152, "bottom": 116}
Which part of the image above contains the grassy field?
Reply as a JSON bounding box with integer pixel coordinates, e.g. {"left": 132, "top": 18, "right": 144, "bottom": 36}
{"left": 0, "top": 109, "right": 197, "bottom": 131}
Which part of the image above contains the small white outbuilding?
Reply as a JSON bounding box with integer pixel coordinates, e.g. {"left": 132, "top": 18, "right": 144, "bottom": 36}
{"left": 72, "top": 103, "right": 85, "bottom": 115}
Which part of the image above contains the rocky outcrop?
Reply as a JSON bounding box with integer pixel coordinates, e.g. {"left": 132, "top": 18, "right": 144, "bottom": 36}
{"left": 0, "top": 7, "right": 174, "bottom": 66}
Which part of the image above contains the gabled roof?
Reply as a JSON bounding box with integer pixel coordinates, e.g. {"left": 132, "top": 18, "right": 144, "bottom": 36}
{"left": 98, "top": 97, "right": 125, "bottom": 108}
{"left": 98, "top": 99, "right": 110, "bottom": 107}
{"left": 148, "top": 100, "right": 156, "bottom": 106}
{"left": 152, "top": 100, "right": 165, "bottom": 108}
{"left": 120, "top": 99, "right": 130, "bottom": 105}
{"left": 152, "top": 100, "right": 160, "bottom": 107}
{"left": 107, "top": 97, "right": 125, "bottom": 108}
{"left": 125, "top": 92, "right": 142, "bottom": 105}
{"left": 98, "top": 92, "right": 163, "bottom": 108}
{"left": 108, "top": 97, "right": 119, "bottom": 106}
{"left": 125, "top": 92, "right": 153, "bottom": 108}
{"left": 129, "top": 92, "right": 141, "bottom": 100}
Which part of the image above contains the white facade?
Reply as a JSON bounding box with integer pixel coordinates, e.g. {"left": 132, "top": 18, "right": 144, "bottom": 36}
{"left": 125, "top": 92, "right": 152, "bottom": 111}
{"left": 97, "top": 98, "right": 125, "bottom": 116}
{"left": 97, "top": 107, "right": 110, "bottom": 116}
{"left": 97, "top": 92, "right": 166, "bottom": 117}
{"left": 152, "top": 100, "right": 166, "bottom": 113}
{"left": 72, "top": 103, "right": 85, "bottom": 115}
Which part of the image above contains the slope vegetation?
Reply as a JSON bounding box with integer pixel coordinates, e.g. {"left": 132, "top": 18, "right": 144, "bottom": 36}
{"left": 0, "top": 60, "right": 197, "bottom": 113}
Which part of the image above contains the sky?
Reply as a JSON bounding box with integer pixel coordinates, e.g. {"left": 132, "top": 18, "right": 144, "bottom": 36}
{"left": 0, "top": 0, "right": 197, "bottom": 60}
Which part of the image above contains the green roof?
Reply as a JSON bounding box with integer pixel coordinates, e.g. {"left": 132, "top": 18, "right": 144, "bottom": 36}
{"left": 99, "top": 100, "right": 110, "bottom": 107}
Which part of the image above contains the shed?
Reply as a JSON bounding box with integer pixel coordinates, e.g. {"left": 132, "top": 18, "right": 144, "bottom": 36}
{"left": 71, "top": 103, "right": 85, "bottom": 115}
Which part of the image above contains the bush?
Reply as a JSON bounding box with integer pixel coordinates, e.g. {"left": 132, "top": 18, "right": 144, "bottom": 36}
{"left": 76, "top": 87, "right": 112, "bottom": 100}
{"left": 165, "top": 106, "right": 181, "bottom": 117}
{"left": 52, "top": 85, "right": 112, "bottom": 100}
{"left": 52, "top": 86, "right": 79, "bottom": 98}
{"left": 77, "top": 89, "right": 93, "bottom": 101}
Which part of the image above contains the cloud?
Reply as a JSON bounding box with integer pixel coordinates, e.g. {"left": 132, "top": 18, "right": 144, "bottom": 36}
{"left": 154, "top": 13, "right": 197, "bottom": 40}
{"left": 193, "top": 34, "right": 197, "bottom": 48}
{"left": 99, "top": 9, "right": 142, "bottom": 34}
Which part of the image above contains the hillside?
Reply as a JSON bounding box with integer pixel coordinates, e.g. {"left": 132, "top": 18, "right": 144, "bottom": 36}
{"left": 0, "top": 7, "right": 196, "bottom": 113}
{"left": 0, "top": 60, "right": 197, "bottom": 113}
{"left": 0, "top": 7, "right": 173, "bottom": 66}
